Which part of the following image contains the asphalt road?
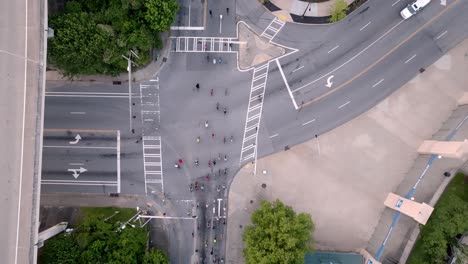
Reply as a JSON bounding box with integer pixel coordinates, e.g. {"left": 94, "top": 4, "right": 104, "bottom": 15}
{"left": 40, "top": 0, "right": 468, "bottom": 263}
{"left": 0, "top": 0, "right": 45, "bottom": 263}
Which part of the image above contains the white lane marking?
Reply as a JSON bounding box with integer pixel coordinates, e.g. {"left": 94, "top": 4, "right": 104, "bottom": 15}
{"left": 372, "top": 78, "right": 385, "bottom": 87}
{"left": 116, "top": 130, "right": 121, "bottom": 193}
{"left": 276, "top": 59, "right": 298, "bottom": 109}
{"left": 302, "top": 119, "right": 316, "bottom": 126}
{"left": 435, "top": 30, "right": 448, "bottom": 40}
{"left": 70, "top": 112, "right": 85, "bottom": 115}
{"left": 69, "top": 163, "right": 84, "bottom": 166}
{"left": 46, "top": 92, "right": 135, "bottom": 95}
{"left": 46, "top": 95, "right": 132, "bottom": 98}
{"left": 16, "top": 0, "right": 29, "bottom": 261}
{"left": 269, "top": 134, "right": 279, "bottom": 138}
{"left": 43, "top": 145, "right": 117, "bottom": 149}
{"left": 327, "top": 45, "right": 340, "bottom": 54}
{"left": 41, "top": 180, "right": 118, "bottom": 186}
{"left": 360, "top": 21, "right": 372, "bottom": 31}
{"left": 391, "top": 0, "right": 402, "bottom": 6}
{"left": 338, "top": 101, "right": 351, "bottom": 109}
{"left": 292, "top": 65, "right": 304, "bottom": 73}
{"left": 404, "top": 54, "right": 417, "bottom": 64}
{"left": 188, "top": 3, "right": 191, "bottom": 27}
{"left": 293, "top": 20, "right": 405, "bottom": 93}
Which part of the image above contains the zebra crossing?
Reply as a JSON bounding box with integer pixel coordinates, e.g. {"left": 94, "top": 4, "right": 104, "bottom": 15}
{"left": 142, "top": 136, "right": 163, "bottom": 194}
{"left": 139, "top": 78, "right": 163, "bottom": 194}
{"left": 260, "top": 17, "right": 285, "bottom": 42}
{"left": 140, "top": 79, "right": 161, "bottom": 135}
{"left": 240, "top": 63, "right": 270, "bottom": 163}
{"left": 170, "top": 36, "right": 237, "bottom": 53}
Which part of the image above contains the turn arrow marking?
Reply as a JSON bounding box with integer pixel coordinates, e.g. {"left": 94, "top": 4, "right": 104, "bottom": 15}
{"left": 325, "top": 75, "right": 334, "bottom": 88}
{"left": 69, "top": 134, "right": 82, "bottom": 145}
{"left": 67, "top": 167, "right": 87, "bottom": 179}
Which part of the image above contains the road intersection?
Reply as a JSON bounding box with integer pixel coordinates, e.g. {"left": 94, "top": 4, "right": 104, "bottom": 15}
{"left": 40, "top": 0, "right": 468, "bottom": 262}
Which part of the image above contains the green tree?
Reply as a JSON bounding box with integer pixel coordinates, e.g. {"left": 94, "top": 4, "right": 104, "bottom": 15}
{"left": 420, "top": 193, "right": 468, "bottom": 263}
{"left": 243, "top": 199, "right": 314, "bottom": 264}
{"left": 48, "top": 0, "right": 170, "bottom": 77}
{"left": 143, "top": 249, "right": 170, "bottom": 264}
{"left": 144, "top": 0, "right": 179, "bottom": 32}
{"left": 328, "top": 0, "right": 348, "bottom": 23}
{"left": 40, "top": 234, "right": 80, "bottom": 264}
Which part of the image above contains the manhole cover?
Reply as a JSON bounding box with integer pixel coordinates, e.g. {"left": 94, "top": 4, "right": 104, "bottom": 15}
{"left": 261, "top": 183, "right": 267, "bottom": 188}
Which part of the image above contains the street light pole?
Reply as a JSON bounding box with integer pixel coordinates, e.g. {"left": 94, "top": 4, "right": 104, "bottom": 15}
{"left": 122, "top": 50, "right": 139, "bottom": 133}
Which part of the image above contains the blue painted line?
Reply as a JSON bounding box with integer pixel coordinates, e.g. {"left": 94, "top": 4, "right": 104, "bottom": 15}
{"left": 373, "top": 114, "right": 468, "bottom": 261}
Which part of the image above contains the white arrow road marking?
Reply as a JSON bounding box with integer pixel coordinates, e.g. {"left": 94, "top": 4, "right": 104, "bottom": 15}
{"left": 325, "top": 75, "right": 334, "bottom": 88}
{"left": 440, "top": 0, "right": 446, "bottom": 6}
{"left": 69, "top": 134, "right": 82, "bottom": 145}
{"left": 67, "top": 167, "right": 87, "bottom": 179}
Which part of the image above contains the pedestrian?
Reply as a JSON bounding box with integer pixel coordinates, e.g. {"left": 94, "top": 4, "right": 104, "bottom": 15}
{"left": 216, "top": 102, "right": 219, "bottom": 110}
{"left": 210, "top": 89, "right": 214, "bottom": 96}
{"left": 223, "top": 108, "right": 227, "bottom": 115}
{"left": 192, "top": 232, "right": 194, "bottom": 237}
{"left": 178, "top": 159, "right": 183, "bottom": 164}
{"left": 213, "top": 160, "right": 217, "bottom": 166}
{"left": 226, "top": 8, "right": 229, "bottom": 14}
{"left": 212, "top": 132, "right": 215, "bottom": 139}
{"left": 196, "top": 83, "right": 200, "bottom": 91}
{"left": 223, "top": 136, "right": 226, "bottom": 144}
{"left": 208, "top": 160, "right": 212, "bottom": 167}
{"left": 209, "top": 9, "right": 212, "bottom": 16}
{"left": 230, "top": 135, "right": 234, "bottom": 142}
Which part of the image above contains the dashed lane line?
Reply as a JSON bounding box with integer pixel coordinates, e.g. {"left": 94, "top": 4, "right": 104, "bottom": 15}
{"left": 338, "top": 101, "right": 351, "bottom": 109}
{"left": 372, "top": 78, "right": 385, "bottom": 88}
{"left": 301, "top": 119, "right": 316, "bottom": 126}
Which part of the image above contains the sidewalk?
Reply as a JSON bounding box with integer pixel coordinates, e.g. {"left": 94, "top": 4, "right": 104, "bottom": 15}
{"left": 225, "top": 38, "right": 468, "bottom": 263}
{"left": 46, "top": 31, "right": 171, "bottom": 84}
{"left": 265, "top": 0, "right": 354, "bottom": 23}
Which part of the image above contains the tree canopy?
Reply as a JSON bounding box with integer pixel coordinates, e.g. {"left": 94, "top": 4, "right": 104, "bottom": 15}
{"left": 243, "top": 199, "right": 314, "bottom": 264}
{"left": 48, "top": 0, "right": 178, "bottom": 76}
{"left": 40, "top": 212, "right": 169, "bottom": 264}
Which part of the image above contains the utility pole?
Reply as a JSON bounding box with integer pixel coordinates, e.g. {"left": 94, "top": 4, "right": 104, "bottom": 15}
{"left": 122, "top": 50, "right": 139, "bottom": 133}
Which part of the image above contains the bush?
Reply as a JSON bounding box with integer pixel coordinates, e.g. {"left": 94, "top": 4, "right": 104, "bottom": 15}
{"left": 328, "top": 0, "right": 348, "bottom": 23}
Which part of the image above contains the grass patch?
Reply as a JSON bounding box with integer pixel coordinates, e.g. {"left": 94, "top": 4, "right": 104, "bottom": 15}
{"left": 407, "top": 172, "right": 468, "bottom": 264}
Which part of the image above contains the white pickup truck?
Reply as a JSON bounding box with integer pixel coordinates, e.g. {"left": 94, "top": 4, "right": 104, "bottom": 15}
{"left": 400, "top": 0, "right": 432, "bottom": 19}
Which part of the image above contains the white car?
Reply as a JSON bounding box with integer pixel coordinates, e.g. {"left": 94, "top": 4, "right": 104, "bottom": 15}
{"left": 400, "top": 0, "right": 431, "bottom": 19}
